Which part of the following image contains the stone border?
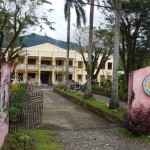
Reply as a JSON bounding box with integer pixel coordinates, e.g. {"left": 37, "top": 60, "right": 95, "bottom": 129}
{"left": 54, "top": 88, "right": 124, "bottom": 127}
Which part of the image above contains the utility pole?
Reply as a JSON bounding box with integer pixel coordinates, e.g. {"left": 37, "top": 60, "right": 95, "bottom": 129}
{"left": 109, "top": 0, "right": 122, "bottom": 109}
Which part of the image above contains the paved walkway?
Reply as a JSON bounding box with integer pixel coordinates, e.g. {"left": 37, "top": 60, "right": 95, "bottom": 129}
{"left": 93, "top": 94, "right": 128, "bottom": 109}
{"left": 36, "top": 87, "right": 150, "bottom": 150}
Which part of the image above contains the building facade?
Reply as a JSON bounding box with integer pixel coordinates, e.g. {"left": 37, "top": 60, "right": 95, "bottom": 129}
{"left": 14, "top": 43, "right": 113, "bottom": 85}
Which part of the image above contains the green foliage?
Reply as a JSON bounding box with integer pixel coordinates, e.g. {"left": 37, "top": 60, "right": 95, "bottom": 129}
{"left": 55, "top": 83, "right": 65, "bottom": 90}
{"left": 9, "top": 83, "right": 27, "bottom": 123}
{"left": 1, "top": 131, "right": 35, "bottom": 150}
{"left": 2, "top": 130, "right": 63, "bottom": 150}
{"left": 103, "top": 0, "right": 150, "bottom": 84}
{"left": 0, "top": 0, "right": 54, "bottom": 63}
{"left": 100, "top": 78, "right": 112, "bottom": 88}
{"left": 92, "top": 80, "right": 128, "bottom": 101}
{"left": 11, "top": 83, "right": 27, "bottom": 96}
{"left": 92, "top": 85, "right": 112, "bottom": 97}
{"left": 116, "top": 128, "right": 150, "bottom": 144}
{"left": 31, "top": 130, "right": 63, "bottom": 150}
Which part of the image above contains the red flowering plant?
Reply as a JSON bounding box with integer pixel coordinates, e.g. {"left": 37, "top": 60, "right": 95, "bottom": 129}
{"left": 124, "top": 104, "right": 150, "bottom": 135}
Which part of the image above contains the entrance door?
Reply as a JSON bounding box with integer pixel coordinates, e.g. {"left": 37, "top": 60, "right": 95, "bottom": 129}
{"left": 41, "top": 71, "right": 51, "bottom": 84}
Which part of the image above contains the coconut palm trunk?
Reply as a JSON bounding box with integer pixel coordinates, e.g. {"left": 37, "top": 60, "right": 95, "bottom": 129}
{"left": 64, "top": 0, "right": 86, "bottom": 90}
{"left": 109, "top": 0, "right": 122, "bottom": 109}
{"left": 84, "top": 0, "right": 94, "bottom": 98}
{"left": 65, "top": 6, "right": 71, "bottom": 90}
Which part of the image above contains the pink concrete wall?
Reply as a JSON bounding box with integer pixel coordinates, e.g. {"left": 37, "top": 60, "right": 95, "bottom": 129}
{"left": 0, "top": 113, "right": 9, "bottom": 148}
{"left": 128, "top": 66, "right": 150, "bottom": 110}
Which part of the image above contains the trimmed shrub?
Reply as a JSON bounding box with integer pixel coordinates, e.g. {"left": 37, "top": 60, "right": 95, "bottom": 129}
{"left": 55, "top": 82, "right": 65, "bottom": 90}
{"left": 1, "top": 131, "right": 35, "bottom": 150}
{"left": 124, "top": 105, "right": 150, "bottom": 135}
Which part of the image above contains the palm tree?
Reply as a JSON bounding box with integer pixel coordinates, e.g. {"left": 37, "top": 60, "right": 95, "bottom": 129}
{"left": 84, "top": 0, "right": 100, "bottom": 98}
{"left": 109, "top": 0, "right": 122, "bottom": 109}
{"left": 64, "top": 0, "right": 86, "bottom": 90}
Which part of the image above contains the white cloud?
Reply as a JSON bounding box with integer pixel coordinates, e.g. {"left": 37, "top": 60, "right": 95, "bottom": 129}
{"left": 33, "top": 0, "right": 106, "bottom": 42}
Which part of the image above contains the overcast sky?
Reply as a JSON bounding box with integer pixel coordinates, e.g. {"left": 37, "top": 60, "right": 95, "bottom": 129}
{"left": 34, "top": 0, "right": 106, "bottom": 42}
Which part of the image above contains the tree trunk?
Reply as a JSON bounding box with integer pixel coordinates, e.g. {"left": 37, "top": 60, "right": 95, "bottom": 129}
{"left": 84, "top": 0, "right": 94, "bottom": 99}
{"left": 65, "top": 7, "right": 71, "bottom": 90}
{"left": 109, "top": 0, "right": 121, "bottom": 109}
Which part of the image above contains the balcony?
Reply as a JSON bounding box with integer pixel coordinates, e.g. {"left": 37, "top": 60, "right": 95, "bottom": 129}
{"left": 55, "top": 65, "right": 64, "bottom": 70}
{"left": 27, "top": 64, "right": 38, "bottom": 70}
{"left": 69, "top": 66, "right": 74, "bottom": 72}
{"left": 17, "top": 63, "right": 25, "bottom": 70}
{"left": 40, "top": 65, "right": 53, "bottom": 71}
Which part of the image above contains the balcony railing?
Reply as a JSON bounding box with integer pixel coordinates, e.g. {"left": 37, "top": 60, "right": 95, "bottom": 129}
{"left": 40, "top": 65, "right": 53, "bottom": 69}
{"left": 55, "top": 65, "right": 64, "bottom": 70}
{"left": 28, "top": 64, "right": 37, "bottom": 68}
{"left": 17, "top": 63, "right": 25, "bottom": 68}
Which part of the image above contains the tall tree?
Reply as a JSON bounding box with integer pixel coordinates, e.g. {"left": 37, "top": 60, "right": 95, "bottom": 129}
{"left": 84, "top": 0, "right": 100, "bottom": 98}
{"left": 109, "top": 0, "right": 122, "bottom": 109}
{"left": 0, "top": 0, "right": 54, "bottom": 66}
{"left": 74, "top": 26, "right": 113, "bottom": 82}
{"left": 64, "top": 0, "right": 86, "bottom": 90}
{"left": 102, "top": 0, "right": 150, "bottom": 85}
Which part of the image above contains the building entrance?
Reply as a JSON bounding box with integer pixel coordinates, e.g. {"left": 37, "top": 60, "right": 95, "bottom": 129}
{"left": 41, "top": 71, "right": 52, "bottom": 84}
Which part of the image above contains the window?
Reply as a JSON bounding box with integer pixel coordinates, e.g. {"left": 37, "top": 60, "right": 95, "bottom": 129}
{"left": 69, "top": 60, "right": 73, "bottom": 66}
{"left": 28, "top": 73, "right": 36, "bottom": 79}
{"left": 100, "top": 75, "right": 105, "bottom": 82}
{"left": 56, "top": 60, "right": 64, "bottom": 66}
{"left": 18, "top": 73, "right": 23, "bottom": 81}
{"left": 78, "top": 61, "right": 83, "bottom": 68}
{"left": 41, "top": 60, "right": 52, "bottom": 65}
{"left": 28, "top": 59, "right": 36, "bottom": 65}
{"left": 55, "top": 73, "right": 63, "bottom": 82}
{"left": 78, "top": 74, "right": 82, "bottom": 81}
{"left": 108, "top": 62, "right": 112, "bottom": 70}
{"left": 69, "top": 74, "right": 72, "bottom": 80}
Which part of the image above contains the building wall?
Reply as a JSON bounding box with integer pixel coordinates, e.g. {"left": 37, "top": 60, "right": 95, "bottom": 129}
{"left": 15, "top": 43, "right": 113, "bottom": 85}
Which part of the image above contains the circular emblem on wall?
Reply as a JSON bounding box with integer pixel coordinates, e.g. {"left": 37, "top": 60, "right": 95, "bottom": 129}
{"left": 143, "top": 75, "right": 150, "bottom": 96}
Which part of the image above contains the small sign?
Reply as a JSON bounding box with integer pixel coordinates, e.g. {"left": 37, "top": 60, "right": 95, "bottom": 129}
{"left": 143, "top": 75, "right": 150, "bottom": 96}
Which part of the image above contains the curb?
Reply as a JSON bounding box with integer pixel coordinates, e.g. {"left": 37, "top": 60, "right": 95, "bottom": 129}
{"left": 54, "top": 88, "right": 124, "bottom": 127}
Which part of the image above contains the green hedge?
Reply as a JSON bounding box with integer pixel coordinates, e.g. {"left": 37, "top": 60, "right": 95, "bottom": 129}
{"left": 92, "top": 85, "right": 128, "bottom": 101}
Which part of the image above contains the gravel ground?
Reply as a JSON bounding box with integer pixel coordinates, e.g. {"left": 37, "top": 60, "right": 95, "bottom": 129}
{"left": 58, "top": 129, "right": 150, "bottom": 150}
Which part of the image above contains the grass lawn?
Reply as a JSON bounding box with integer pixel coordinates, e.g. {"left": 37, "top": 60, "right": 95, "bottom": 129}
{"left": 2, "top": 130, "right": 63, "bottom": 150}
{"left": 116, "top": 128, "right": 150, "bottom": 144}
{"left": 32, "top": 130, "right": 63, "bottom": 150}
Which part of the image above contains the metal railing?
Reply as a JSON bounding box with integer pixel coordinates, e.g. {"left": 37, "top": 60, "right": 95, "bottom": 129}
{"left": 28, "top": 64, "right": 37, "bottom": 68}
{"left": 40, "top": 65, "right": 53, "bottom": 69}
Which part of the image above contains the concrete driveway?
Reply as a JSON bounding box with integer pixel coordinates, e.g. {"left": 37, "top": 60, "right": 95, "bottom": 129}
{"left": 36, "top": 87, "right": 150, "bottom": 150}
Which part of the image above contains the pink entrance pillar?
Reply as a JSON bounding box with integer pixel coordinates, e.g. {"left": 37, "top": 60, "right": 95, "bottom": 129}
{"left": 128, "top": 66, "right": 150, "bottom": 110}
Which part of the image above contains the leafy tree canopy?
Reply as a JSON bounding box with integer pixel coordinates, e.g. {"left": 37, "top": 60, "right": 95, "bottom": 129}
{"left": 74, "top": 26, "right": 114, "bottom": 83}
{"left": 102, "top": 0, "right": 150, "bottom": 84}
{"left": 0, "top": 0, "right": 54, "bottom": 63}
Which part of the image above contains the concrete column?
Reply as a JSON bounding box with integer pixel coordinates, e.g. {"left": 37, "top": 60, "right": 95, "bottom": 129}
{"left": 24, "top": 56, "right": 28, "bottom": 83}
{"left": 38, "top": 56, "right": 41, "bottom": 86}
{"left": 52, "top": 57, "right": 55, "bottom": 84}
